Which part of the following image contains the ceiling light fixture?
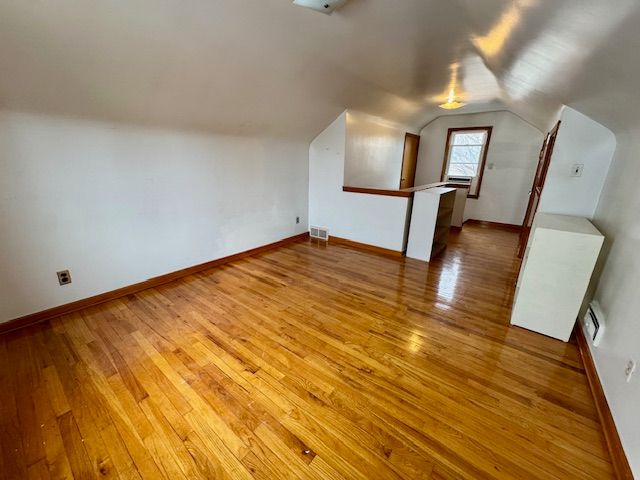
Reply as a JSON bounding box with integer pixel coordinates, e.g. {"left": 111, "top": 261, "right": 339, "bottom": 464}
{"left": 292, "top": 0, "right": 348, "bottom": 15}
{"left": 439, "top": 89, "right": 466, "bottom": 110}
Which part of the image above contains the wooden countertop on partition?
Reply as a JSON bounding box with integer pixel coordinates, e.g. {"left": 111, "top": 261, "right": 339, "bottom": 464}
{"left": 400, "top": 182, "right": 448, "bottom": 193}
{"left": 342, "top": 186, "right": 413, "bottom": 197}
{"left": 343, "top": 182, "right": 470, "bottom": 198}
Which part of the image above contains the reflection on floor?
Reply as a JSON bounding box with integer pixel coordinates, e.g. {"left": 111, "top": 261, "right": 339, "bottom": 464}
{"left": 0, "top": 223, "right": 614, "bottom": 479}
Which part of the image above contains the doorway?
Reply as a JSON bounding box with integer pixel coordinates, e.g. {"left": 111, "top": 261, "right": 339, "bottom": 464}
{"left": 517, "top": 121, "right": 561, "bottom": 257}
{"left": 400, "top": 133, "right": 420, "bottom": 189}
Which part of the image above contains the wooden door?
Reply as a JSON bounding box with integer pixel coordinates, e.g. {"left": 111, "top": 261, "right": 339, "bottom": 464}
{"left": 400, "top": 133, "right": 420, "bottom": 189}
{"left": 517, "top": 121, "right": 561, "bottom": 257}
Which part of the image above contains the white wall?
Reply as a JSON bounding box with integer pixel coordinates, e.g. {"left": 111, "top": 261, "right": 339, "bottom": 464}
{"left": 309, "top": 112, "right": 410, "bottom": 251}
{"left": 415, "top": 111, "right": 543, "bottom": 225}
{"left": 586, "top": 130, "right": 640, "bottom": 477}
{"left": 343, "top": 111, "right": 410, "bottom": 190}
{"left": 0, "top": 111, "right": 309, "bottom": 323}
{"left": 538, "top": 107, "right": 616, "bottom": 218}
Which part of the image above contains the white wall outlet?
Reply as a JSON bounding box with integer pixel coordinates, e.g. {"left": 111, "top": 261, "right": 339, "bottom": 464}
{"left": 571, "top": 163, "right": 584, "bottom": 177}
{"left": 56, "top": 269, "right": 72, "bottom": 286}
{"left": 625, "top": 360, "right": 636, "bottom": 383}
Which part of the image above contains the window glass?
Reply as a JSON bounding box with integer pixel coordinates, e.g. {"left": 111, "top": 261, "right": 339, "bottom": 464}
{"left": 448, "top": 145, "right": 483, "bottom": 176}
{"left": 451, "top": 132, "right": 486, "bottom": 146}
{"left": 442, "top": 127, "right": 492, "bottom": 198}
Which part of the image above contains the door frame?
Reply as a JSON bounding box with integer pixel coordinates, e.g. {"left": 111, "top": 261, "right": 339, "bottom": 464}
{"left": 399, "top": 133, "right": 421, "bottom": 189}
{"left": 517, "top": 121, "right": 561, "bottom": 257}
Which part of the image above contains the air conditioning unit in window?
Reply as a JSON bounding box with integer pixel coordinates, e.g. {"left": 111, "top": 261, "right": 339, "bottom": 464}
{"left": 446, "top": 175, "right": 472, "bottom": 185}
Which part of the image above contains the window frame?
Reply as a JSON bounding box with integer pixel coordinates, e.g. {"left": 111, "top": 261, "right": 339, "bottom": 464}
{"left": 440, "top": 126, "right": 493, "bottom": 199}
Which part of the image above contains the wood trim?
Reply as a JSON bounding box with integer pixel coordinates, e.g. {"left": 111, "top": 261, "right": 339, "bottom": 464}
{"left": 440, "top": 126, "right": 493, "bottom": 199}
{"left": 329, "top": 236, "right": 403, "bottom": 257}
{"left": 517, "top": 121, "right": 561, "bottom": 258}
{"left": 464, "top": 219, "right": 522, "bottom": 232}
{"left": 0, "top": 233, "right": 310, "bottom": 335}
{"left": 575, "top": 325, "right": 634, "bottom": 480}
{"left": 536, "top": 121, "right": 560, "bottom": 197}
{"left": 469, "top": 126, "right": 492, "bottom": 199}
{"left": 347, "top": 183, "right": 467, "bottom": 197}
{"left": 440, "top": 128, "right": 455, "bottom": 182}
{"left": 342, "top": 186, "right": 413, "bottom": 198}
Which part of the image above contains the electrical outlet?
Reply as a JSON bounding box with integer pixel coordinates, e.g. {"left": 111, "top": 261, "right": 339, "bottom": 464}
{"left": 296, "top": 216, "right": 300, "bottom": 224}
{"left": 57, "top": 270, "right": 72, "bottom": 286}
{"left": 625, "top": 360, "right": 636, "bottom": 383}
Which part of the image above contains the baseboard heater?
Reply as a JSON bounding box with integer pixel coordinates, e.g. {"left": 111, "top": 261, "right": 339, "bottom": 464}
{"left": 310, "top": 226, "right": 329, "bottom": 241}
{"left": 584, "top": 302, "right": 605, "bottom": 346}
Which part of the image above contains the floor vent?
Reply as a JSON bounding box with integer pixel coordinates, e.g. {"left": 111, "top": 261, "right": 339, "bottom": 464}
{"left": 310, "top": 226, "right": 329, "bottom": 241}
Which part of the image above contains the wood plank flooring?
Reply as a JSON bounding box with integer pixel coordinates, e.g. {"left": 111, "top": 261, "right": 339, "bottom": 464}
{"left": 0, "top": 224, "right": 614, "bottom": 479}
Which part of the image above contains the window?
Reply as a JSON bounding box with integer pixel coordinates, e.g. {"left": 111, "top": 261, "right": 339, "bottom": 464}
{"left": 441, "top": 126, "right": 492, "bottom": 198}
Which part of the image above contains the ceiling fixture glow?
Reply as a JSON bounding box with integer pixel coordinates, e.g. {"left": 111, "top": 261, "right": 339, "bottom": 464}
{"left": 472, "top": 0, "right": 538, "bottom": 58}
{"left": 439, "top": 89, "right": 466, "bottom": 110}
{"left": 292, "top": 0, "right": 348, "bottom": 15}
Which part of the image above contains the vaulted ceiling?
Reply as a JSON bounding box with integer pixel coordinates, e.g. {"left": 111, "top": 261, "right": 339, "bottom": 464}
{"left": 1, "top": 0, "right": 639, "bottom": 140}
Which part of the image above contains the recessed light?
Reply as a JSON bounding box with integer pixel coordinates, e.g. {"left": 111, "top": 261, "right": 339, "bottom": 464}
{"left": 293, "top": 0, "right": 348, "bottom": 15}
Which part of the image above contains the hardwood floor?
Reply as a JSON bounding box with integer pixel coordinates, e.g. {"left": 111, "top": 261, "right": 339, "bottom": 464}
{"left": 0, "top": 224, "right": 614, "bottom": 479}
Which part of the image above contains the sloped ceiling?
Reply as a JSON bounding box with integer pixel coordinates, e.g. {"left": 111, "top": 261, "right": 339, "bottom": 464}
{"left": 1, "top": 0, "right": 639, "bottom": 140}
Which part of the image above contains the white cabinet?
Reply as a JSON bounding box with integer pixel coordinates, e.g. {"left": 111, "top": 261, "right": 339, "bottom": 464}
{"left": 511, "top": 213, "right": 604, "bottom": 341}
{"left": 406, "top": 187, "right": 456, "bottom": 261}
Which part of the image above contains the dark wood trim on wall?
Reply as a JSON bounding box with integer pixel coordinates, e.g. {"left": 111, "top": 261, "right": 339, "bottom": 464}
{"left": 0, "top": 233, "right": 310, "bottom": 336}
{"left": 344, "top": 183, "right": 469, "bottom": 198}
{"left": 329, "top": 236, "right": 404, "bottom": 257}
{"left": 440, "top": 126, "right": 493, "bottom": 199}
{"left": 575, "top": 325, "right": 634, "bottom": 480}
{"left": 342, "top": 186, "right": 413, "bottom": 197}
{"left": 517, "top": 120, "right": 561, "bottom": 258}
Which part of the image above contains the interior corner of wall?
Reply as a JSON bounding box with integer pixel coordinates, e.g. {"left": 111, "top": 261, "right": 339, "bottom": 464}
{"left": 557, "top": 104, "right": 567, "bottom": 117}
{"left": 562, "top": 105, "right": 616, "bottom": 141}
